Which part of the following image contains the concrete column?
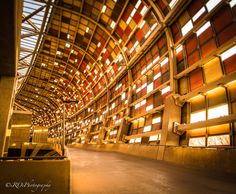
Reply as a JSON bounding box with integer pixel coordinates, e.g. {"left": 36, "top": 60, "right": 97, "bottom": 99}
{"left": 157, "top": 95, "right": 181, "bottom": 160}
{"left": 0, "top": 76, "right": 16, "bottom": 156}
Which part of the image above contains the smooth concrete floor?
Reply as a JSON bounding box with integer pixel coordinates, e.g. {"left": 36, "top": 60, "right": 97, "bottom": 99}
{"left": 69, "top": 148, "right": 236, "bottom": 194}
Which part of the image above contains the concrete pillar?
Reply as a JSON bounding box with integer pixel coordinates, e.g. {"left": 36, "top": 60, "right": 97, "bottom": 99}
{"left": 0, "top": 76, "right": 16, "bottom": 156}
{"left": 157, "top": 95, "right": 181, "bottom": 160}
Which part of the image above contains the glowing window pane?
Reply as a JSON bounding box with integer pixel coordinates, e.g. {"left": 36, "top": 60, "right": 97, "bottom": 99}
{"left": 147, "top": 83, "right": 153, "bottom": 93}
{"left": 135, "top": 103, "right": 140, "bottom": 109}
{"left": 189, "top": 137, "right": 206, "bottom": 147}
{"left": 149, "top": 135, "right": 159, "bottom": 141}
{"left": 144, "top": 125, "right": 152, "bottom": 132}
{"left": 169, "top": 0, "right": 178, "bottom": 9}
{"left": 121, "top": 92, "right": 126, "bottom": 100}
{"left": 176, "top": 45, "right": 183, "bottom": 54}
{"left": 146, "top": 105, "right": 153, "bottom": 111}
{"left": 154, "top": 72, "right": 161, "bottom": 80}
{"left": 230, "top": 0, "right": 236, "bottom": 7}
{"left": 160, "top": 57, "right": 168, "bottom": 66}
{"left": 221, "top": 45, "right": 236, "bottom": 61}
{"left": 181, "top": 20, "right": 193, "bottom": 36}
{"left": 135, "top": 137, "right": 142, "bottom": 143}
{"left": 161, "top": 86, "right": 170, "bottom": 95}
{"left": 141, "top": 99, "right": 146, "bottom": 106}
{"left": 129, "top": 139, "right": 135, "bottom": 144}
{"left": 101, "top": 5, "right": 106, "bottom": 13}
{"left": 206, "top": 0, "right": 221, "bottom": 12}
{"left": 190, "top": 111, "right": 206, "bottom": 123}
{"left": 207, "top": 134, "right": 230, "bottom": 146}
{"left": 208, "top": 104, "right": 228, "bottom": 119}
{"left": 192, "top": 7, "right": 206, "bottom": 22}
{"left": 152, "top": 117, "right": 161, "bottom": 124}
{"left": 196, "top": 22, "right": 211, "bottom": 37}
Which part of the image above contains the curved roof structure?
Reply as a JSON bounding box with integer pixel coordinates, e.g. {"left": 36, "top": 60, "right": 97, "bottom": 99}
{"left": 17, "top": 0, "right": 174, "bottom": 126}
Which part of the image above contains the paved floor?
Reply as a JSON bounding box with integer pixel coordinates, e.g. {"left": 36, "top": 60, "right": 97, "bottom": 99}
{"left": 69, "top": 148, "right": 236, "bottom": 194}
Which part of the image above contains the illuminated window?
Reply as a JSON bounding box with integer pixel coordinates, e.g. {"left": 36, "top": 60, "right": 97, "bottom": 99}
{"left": 130, "top": 139, "right": 135, "bottom": 144}
{"left": 190, "top": 110, "right": 206, "bottom": 123}
{"left": 189, "top": 137, "right": 206, "bottom": 147}
{"left": 111, "top": 103, "right": 115, "bottom": 109}
{"left": 110, "top": 21, "right": 116, "bottom": 29}
{"left": 169, "top": 0, "right": 178, "bottom": 9}
{"left": 208, "top": 104, "right": 228, "bottom": 119}
{"left": 110, "top": 130, "right": 118, "bottom": 136}
{"left": 145, "top": 30, "right": 151, "bottom": 39}
{"left": 56, "top": 51, "right": 61, "bottom": 55}
{"left": 135, "top": 137, "right": 142, "bottom": 143}
{"left": 54, "top": 62, "right": 58, "bottom": 66}
{"left": 135, "top": 103, "right": 140, "bottom": 109}
{"left": 192, "top": 7, "right": 206, "bottom": 22}
{"left": 196, "top": 22, "right": 211, "bottom": 36}
{"left": 154, "top": 72, "right": 161, "bottom": 80}
{"left": 126, "top": 17, "right": 132, "bottom": 25}
{"left": 142, "top": 83, "right": 147, "bottom": 89}
{"left": 144, "top": 125, "right": 151, "bottom": 132}
{"left": 181, "top": 20, "right": 193, "bottom": 36}
{"left": 106, "top": 59, "right": 110, "bottom": 65}
{"left": 153, "top": 56, "right": 160, "bottom": 65}
{"left": 146, "top": 105, "right": 153, "bottom": 111}
{"left": 65, "top": 43, "right": 70, "bottom": 48}
{"left": 160, "top": 57, "right": 168, "bottom": 66}
{"left": 121, "top": 92, "right": 126, "bottom": 100}
{"left": 141, "top": 99, "right": 146, "bottom": 106}
{"left": 147, "top": 83, "right": 153, "bottom": 93}
{"left": 176, "top": 45, "right": 183, "bottom": 54}
{"left": 41, "top": 63, "right": 46, "bottom": 67}
{"left": 141, "top": 68, "right": 147, "bottom": 75}
{"left": 135, "top": 0, "right": 141, "bottom": 9}
{"left": 230, "top": 0, "right": 236, "bottom": 7}
{"left": 86, "top": 27, "right": 89, "bottom": 33}
{"left": 101, "top": 5, "right": 106, "bottom": 13}
{"left": 220, "top": 45, "right": 236, "bottom": 61}
{"left": 206, "top": 0, "right": 221, "bottom": 12}
{"left": 140, "top": 6, "right": 148, "bottom": 16}
{"left": 139, "top": 20, "right": 146, "bottom": 28}
{"left": 161, "top": 86, "right": 170, "bottom": 95}
{"left": 152, "top": 117, "right": 161, "bottom": 124}
{"left": 130, "top": 41, "right": 139, "bottom": 53}
{"left": 207, "top": 134, "right": 230, "bottom": 146}
{"left": 149, "top": 135, "right": 158, "bottom": 141}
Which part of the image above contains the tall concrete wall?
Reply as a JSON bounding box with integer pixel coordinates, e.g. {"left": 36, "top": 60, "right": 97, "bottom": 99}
{"left": 70, "top": 144, "right": 236, "bottom": 174}
{"left": 0, "top": 160, "right": 71, "bottom": 194}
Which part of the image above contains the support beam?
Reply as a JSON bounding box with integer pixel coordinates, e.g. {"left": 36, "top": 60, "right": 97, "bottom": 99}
{"left": 22, "top": 5, "right": 46, "bottom": 23}
{"left": 177, "top": 114, "right": 236, "bottom": 131}
{"left": 157, "top": 95, "right": 181, "bottom": 160}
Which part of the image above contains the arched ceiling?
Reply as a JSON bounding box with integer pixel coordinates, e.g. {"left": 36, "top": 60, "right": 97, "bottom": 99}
{"left": 16, "top": 0, "right": 175, "bottom": 127}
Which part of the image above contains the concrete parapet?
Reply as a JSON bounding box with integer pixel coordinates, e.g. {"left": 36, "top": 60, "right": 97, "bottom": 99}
{"left": 69, "top": 144, "right": 236, "bottom": 174}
